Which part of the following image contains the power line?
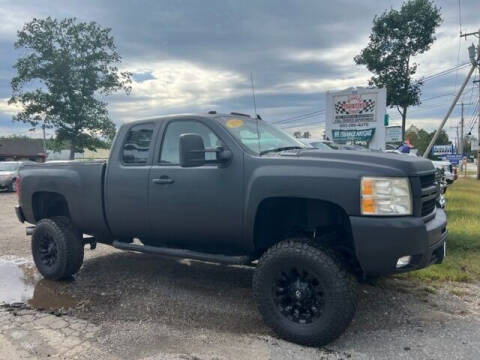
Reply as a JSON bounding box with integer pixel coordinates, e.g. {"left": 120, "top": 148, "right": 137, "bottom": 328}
{"left": 280, "top": 117, "right": 325, "bottom": 129}
{"left": 420, "top": 63, "right": 470, "bottom": 83}
{"left": 272, "top": 109, "right": 325, "bottom": 124}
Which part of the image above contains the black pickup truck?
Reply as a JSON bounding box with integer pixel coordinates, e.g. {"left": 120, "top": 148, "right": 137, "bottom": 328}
{"left": 15, "top": 112, "right": 447, "bottom": 346}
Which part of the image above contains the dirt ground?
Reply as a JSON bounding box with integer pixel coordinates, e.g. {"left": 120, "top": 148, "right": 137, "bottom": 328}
{"left": 0, "top": 191, "right": 479, "bottom": 359}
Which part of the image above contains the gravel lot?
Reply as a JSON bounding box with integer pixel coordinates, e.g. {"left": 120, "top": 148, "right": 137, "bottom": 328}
{"left": 1, "top": 191, "right": 479, "bottom": 359}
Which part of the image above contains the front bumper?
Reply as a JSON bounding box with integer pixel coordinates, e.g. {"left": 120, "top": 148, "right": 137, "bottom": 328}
{"left": 350, "top": 208, "right": 447, "bottom": 276}
{"left": 0, "top": 179, "right": 12, "bottom": 188}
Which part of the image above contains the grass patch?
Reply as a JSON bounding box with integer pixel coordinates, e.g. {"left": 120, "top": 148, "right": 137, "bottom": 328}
{"left": 401, "top": 178, "right": 480, "bottom": 283}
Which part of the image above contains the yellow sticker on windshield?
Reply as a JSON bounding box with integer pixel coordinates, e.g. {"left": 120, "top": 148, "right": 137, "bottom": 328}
{"left": 226, "top": 118, "right": 244, "bottom": 128}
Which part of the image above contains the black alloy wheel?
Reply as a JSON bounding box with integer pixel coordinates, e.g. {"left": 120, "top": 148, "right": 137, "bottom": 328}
{"left": 38, "top": 232, "right": 58, "bottom": 267}
{"left": 273, "top": 267, "right": 325, "bottom": 324}
{"left": 253, "top": 239, "right": 357, "bottom": 346}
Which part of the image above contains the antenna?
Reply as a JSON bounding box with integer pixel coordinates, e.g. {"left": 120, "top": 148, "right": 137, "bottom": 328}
{"left": 250, "top": 72, "right": 257, "bottom": 117}
{"left": 250, "top": 72, "right": 261, "bottom": 153}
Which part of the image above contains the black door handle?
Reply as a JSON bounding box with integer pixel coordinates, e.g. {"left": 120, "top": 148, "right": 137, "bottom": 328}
{"left": 152, "top": 176, "right": 174, "bottom": 185}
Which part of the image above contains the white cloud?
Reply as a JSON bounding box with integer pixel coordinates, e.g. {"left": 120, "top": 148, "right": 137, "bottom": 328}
{"left": 0, "top": 98, "right": 22, "bottom": 117}
{"left": 286, "top": 42, "right": 366, "bottom": 68}
{"left": 271, "top": 75, "right": 371, "bottom": 95}
{"left": 110, "top": 60, "right": 247, "bottom": 121}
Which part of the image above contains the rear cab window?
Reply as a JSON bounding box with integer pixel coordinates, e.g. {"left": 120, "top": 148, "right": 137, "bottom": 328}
{"left": 122, "top": 123, "right": 155, "bottom": 165}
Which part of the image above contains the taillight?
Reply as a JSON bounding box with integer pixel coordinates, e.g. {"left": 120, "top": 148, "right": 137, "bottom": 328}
{"left": 16, "top": 177, "right": 20, "bottom": 199}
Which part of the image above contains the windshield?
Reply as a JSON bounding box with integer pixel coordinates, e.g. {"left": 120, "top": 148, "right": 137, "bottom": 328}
{"left": 0, "top": 163, "right": 19, "bottom": 171}
{"left": 217, "top": 117, "right": 306, "bottom": 154}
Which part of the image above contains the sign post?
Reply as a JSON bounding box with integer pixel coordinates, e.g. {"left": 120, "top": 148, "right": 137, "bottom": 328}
{"left": 325, "top": 87, "right": 387, "bottom": 150}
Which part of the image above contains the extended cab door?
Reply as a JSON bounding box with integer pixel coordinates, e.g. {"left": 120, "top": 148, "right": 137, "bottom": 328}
{"left": 105, "top": 121, "right": 158, "bottom": 240}
{"left": 148, "top": 118, "right": 245, "bottom": 253}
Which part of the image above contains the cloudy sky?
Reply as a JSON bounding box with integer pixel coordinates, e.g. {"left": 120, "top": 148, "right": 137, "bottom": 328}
{"left": 0, "top": 0, "right": 478, "bottom": 141}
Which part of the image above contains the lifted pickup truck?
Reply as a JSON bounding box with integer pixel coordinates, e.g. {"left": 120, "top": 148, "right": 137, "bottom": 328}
{"left": 15, "top": 112, "right": 447, "bottom": 346}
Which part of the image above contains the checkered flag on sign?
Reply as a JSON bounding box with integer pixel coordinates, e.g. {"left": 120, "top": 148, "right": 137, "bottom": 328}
{"left": 359, "top": 99, "right": 375, "bottom": 114}
{"left": 335, "top": 101, "right": 347, "bottom": 114}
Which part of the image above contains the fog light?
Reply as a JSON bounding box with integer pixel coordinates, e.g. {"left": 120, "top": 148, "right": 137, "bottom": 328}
{"left": 396, "top": 256, "right": 412, "bottom": 269}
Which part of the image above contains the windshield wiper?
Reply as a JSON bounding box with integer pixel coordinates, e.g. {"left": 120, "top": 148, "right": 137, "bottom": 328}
{"left": 259, "top": 146, "right": 305, "bottom": 155}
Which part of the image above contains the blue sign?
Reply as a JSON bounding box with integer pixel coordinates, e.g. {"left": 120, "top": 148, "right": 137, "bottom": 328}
{"left": 444, "top": 154, "right": 463, "bottom": 165}
{"left": 432, "top": 144, "right": 454, "bottom": 156}
{"left": 332, "top": 128, "right": 376, "bottom": 142}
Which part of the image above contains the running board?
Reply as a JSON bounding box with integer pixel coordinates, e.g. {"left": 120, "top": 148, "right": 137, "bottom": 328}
{"left": 112, "top": 241, "right": 252, "bottom": 265}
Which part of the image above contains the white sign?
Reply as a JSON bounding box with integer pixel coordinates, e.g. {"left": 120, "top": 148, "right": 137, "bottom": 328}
{"left": 325, "top": 87, "right": 387, "bottom": 150}
{"left": 385, "top": 126, "right": 402, "bottom": 143}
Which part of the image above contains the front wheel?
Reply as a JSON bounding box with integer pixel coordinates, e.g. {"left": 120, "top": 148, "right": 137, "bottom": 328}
{"left": 253, "top": 239, "right": 356, "bottom": 346}
{"left": 32, "top": 217, "right": 84, "bottom": 280}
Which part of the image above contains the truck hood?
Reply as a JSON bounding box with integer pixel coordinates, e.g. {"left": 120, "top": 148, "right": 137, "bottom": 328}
{"left": 272, "top": 149, "right": 435, "bottom": 176}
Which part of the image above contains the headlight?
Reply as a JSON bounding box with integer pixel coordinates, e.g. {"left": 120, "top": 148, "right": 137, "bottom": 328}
{"left": 361, "top": 177, "right": 412, "bottom": 216}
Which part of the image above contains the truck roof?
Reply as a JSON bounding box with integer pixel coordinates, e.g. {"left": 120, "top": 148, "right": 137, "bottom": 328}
{"left": 124, "top": 112, "right": 252, "bottom": 126}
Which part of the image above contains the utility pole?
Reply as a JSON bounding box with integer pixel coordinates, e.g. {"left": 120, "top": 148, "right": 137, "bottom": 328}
{"left": 42, "top": 123, "right": 46, "bottom": 154}
{"left": 459, "top": 29, "right": 480, "bottom": 179}
{"left": 460, "top": 102, "right": 464, "bottom": 155}
{"left": 475, "top": 78, "right": 480, "bottom": 179}
{"left": 450, "top": 124, "right": 459, "bottom": 152}
{"left": 424, "top": 29, "right": 480, "bottom": 159}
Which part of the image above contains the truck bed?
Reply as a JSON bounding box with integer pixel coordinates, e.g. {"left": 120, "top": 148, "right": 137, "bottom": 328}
{"left": 18, "top": 160, "right": 111, "bottom": 238}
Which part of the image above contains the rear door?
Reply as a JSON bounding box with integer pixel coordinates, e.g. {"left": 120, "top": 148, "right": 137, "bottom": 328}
{"left": 148, "top": 118, "right": 245, "bottom": 253}
{"left": 105, "top": 121, "right": 157, "bottom": 240}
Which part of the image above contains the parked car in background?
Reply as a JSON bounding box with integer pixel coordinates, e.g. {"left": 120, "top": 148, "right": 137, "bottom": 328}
{"left": 302, "top": 139, "right": 379, "bottom": 152}
{"left": 299, "top": 138, "right": 338, "bottom": 150}
{"left": 0, "top": 161, "right": 34, "bottom": 192}
{"left": 432, "top": 161, "right": 456, "bottom": 184}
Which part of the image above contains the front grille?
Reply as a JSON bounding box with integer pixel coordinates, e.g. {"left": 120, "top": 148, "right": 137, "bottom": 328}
{"left": 420, "top": 173, "right": 435, "bottom": 188}
{"left": 421, "top": 198, "right": 436, "bottom": 216}
{"left": 418, "top": 172, "right": 438, "bottom": 220}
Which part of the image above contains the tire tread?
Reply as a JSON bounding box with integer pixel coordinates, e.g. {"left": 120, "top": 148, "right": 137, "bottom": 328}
{"left": 253, "top": 238, "right": 357, "bottom": 346}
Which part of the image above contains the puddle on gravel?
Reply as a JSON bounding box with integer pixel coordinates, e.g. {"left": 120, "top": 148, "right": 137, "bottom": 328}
{"left": 0, "top": 257, "right": 80, "bottom": 310}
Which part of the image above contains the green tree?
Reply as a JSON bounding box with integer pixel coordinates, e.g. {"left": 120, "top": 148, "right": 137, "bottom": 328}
{"left": 293, "top": 131, "right": 302, "bottom": 138}
{"left": 405, "top": 126, "right": 450, "bottom": 158}
{"left": 9, "top": 17, "right": 131, "bottom": 159}
{"left": 354, "top": 0, "right": 442, "bottom": 140}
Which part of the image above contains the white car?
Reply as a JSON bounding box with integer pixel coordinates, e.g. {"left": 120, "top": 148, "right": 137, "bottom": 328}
{"left": 299, "top": 138, "right": 337, "bottom": 151}
{"left": 432, "top": 161, "right": 456, "bottom": 184}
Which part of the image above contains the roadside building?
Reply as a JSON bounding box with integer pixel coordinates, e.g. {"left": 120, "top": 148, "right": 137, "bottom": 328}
{"left": 0, "top": 138, "right": 46, "bottom": 162}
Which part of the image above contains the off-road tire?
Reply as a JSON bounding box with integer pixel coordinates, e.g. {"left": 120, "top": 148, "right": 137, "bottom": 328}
{"left": 32, "top": 217, "right": 84, "bottom": 280}
{"left": 253, "top": 239, "right": 357, "bottom": 346}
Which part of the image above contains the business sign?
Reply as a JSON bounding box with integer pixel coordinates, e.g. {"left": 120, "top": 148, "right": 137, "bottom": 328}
{"left": 445, "top": 154, "right": 463, "bottom": 165}
{"left": 432, "top": 144, "right": 455, "bottom": 156}
{"left": 332, "top": 128, "right": 375, "bottom": 142}
{"left": 326, "top": 87, "right": 387, "bottom": 150}
{"left": 385, "top": 126, "right": 402, "bottom": 143}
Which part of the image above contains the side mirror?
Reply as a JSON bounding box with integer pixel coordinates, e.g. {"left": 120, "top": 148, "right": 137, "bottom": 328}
{"left": 217, "top": 148, "right": 232, "bottom": 162}
{"left": 179, "top": 133, "right": 206, "bottom": 167}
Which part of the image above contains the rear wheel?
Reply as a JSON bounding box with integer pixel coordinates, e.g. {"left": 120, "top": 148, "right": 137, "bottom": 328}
{"left": 253, "top": 239, "right": 356, "bottom": 346}
{"left": 32, "top": 217, "right": 84, "bottom": 280}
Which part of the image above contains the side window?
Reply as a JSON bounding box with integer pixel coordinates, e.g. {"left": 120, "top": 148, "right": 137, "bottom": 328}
{"left": 160, "top": 120, "right": 220, "bottom": 164}
{"left": 122, "top": 123, "right": 154, "bottom": 165}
